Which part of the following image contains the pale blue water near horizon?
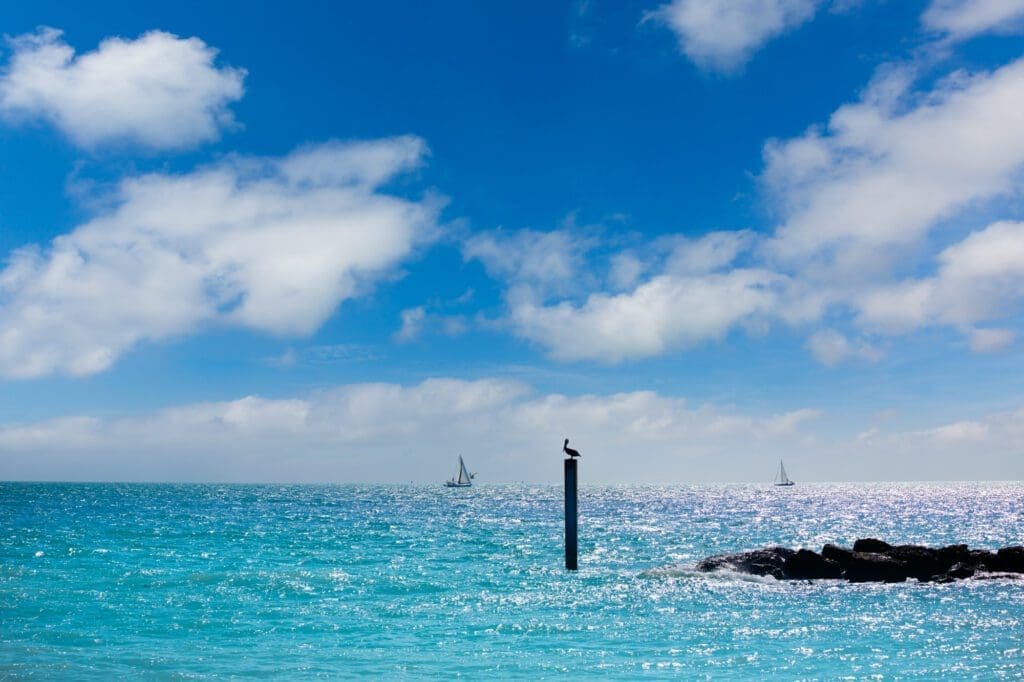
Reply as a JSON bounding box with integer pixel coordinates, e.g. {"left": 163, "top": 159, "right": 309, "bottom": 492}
{"left": 2, "top": 482, "right": 1023, "bottom": 678}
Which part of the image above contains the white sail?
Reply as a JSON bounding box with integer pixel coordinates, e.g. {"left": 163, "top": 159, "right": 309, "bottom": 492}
{"left": 445, "top": 455, "right": 474, "bottom": 487}
{"left": 774, "top": 459, "right": 794, "bottom": 486}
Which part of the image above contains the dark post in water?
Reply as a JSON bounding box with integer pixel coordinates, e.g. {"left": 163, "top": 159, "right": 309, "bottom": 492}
{"left": 564, "top": 457, "right": 578, "bottom": 570}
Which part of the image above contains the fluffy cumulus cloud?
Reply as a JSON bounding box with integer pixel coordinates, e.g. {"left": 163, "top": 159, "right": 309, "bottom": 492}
{"left": 463, "top": 227, "right": 596, "bottom": 301}
{"left": 0, "top": 136, "right": 440, "bottom": 378}
{"left": 510, "top": 269, "right": 785, "bottom": 362}
{"left": 0, "top": 377, "right": 829, "bottom": 482}
{"left": 762, "top": 59, "right": 1024, "bottom": 271}
{"left": 922, "top": 0, "right": 1024, "bottom": 40}
{"left": 855, "top": 220, "right": 1024, "bottom": 338}
{"left": 464, "top": 228, "right": 809, "bottom": 362}
{"left": 757, "top": 58, "right": 1024, "bottom": 352}
{"left": 0, "top": 27, "right": 244, "bottom": 149}
{"left": 467, "top": 53, "right": 1024, "bottom": 365}
{"left": 654, "top": 0, "right": 1024, "bottom": 72}
{"left": 653, "top": 0, "right": 821, "bottom": 72}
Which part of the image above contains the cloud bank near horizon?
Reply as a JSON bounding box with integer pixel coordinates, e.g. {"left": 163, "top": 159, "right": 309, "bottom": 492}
{"left": 1, "top": 377, "right": 1020, "bottom": 483}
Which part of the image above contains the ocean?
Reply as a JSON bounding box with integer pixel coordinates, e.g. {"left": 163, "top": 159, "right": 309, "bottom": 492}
{"left": 2, "top": 482, "right": 1022, "bottom": 678}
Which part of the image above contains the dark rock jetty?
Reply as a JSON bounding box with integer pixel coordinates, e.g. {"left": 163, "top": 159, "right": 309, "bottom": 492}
{"left": 697, "top": 539, "right": 1024, "bottom": 583}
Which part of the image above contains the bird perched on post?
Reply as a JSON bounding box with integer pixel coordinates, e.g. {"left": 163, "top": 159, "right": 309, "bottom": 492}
{"left": 563, "top": 438, "right": 581, "bottom": 458}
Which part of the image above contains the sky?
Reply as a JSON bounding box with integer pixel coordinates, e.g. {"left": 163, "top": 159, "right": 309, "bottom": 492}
{"left": 1, "top": 0, "right": 1024, "bottom": 483}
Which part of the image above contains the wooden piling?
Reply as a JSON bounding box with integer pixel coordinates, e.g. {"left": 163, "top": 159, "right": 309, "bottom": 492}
{"left": 564, "top": 457, "right": 578, "bottom": 570}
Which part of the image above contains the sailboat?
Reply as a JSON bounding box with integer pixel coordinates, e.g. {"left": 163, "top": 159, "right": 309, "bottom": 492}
{"left": 444, "top": 455, "right": 475, "bottom": 488}
{"left": 774, "top": 459, "right": 795, "bottom": 487}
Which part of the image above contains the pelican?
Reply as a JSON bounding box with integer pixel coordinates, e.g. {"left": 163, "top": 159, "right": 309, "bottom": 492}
{"left": 563, "top": 438, "right": 581, "bottom": 458}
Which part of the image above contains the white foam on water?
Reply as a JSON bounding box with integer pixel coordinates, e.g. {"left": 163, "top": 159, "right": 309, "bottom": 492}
{"left": 639, "top": 564, "right": 780, "bottom": 584}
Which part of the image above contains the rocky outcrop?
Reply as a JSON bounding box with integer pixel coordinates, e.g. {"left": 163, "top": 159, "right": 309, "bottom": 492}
{"left": 783, "top": 549, "right": 843, "bottom": 579}
{"left": 997, "top": 546, "right": 1024, "bottom": 572}
{"left": 852, "top": 538, "right": 892, "bottom": 553}
{"left": 697, "top": 540, "right": 1024, "bottom": 583}
{"left": 695, "top": 546, "right": 795, "bottom": 579}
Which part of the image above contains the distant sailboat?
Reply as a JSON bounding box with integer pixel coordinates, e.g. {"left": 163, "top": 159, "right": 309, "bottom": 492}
{"left": 445, "top": 455, "right": 475, "bottom": 488}
{"left": 774, "top": 459, "right": 795, "bottom": 487}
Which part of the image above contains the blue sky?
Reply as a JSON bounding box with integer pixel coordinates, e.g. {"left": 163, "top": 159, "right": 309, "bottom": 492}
{"left": 1, "top": 0, "right": 1024, "bottom": 482}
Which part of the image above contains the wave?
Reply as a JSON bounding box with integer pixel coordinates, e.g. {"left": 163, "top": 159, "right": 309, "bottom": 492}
{"left": 639, "top": 564, "right": 780, "bottom": 584}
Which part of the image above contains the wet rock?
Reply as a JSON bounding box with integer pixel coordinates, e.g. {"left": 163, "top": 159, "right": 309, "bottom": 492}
{"left": 821, "top": 543, "right": 853, "bottom": 568}
{"left": 888, "top": 545, "right": 943, "bottom": 580}
{"left": 852, "top": 538, "right": 892, "bottom": 553}
{"left": 845, "top": 552, "right": 907, "bottom": 583}
{"left": 783, "top": 549, "right": 843, "bottom": 579}
{"left": 697, "top": 540, "right": 1024, "bottom": 584}
{"left": 938, "top": 544, "right": 970, "bottom": 567}
{"left": 973, "top": 572, "right": 1024, "bottom": 581}
{"left": 968, "top": 549, "right": 998, "bottom": 571}
{"left": 696, "top": 547, "right": 795, "bottom": 579}
{"left": 946, "top": 562, "right": 975, "bottom": 580}
{"left": 996, "top": 546, "right": 1024, "bottom": 573}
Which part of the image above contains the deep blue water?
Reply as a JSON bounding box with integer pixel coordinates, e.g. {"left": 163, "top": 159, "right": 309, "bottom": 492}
{"left": 2, "top": 482, "right": 1023, "bottom": 678}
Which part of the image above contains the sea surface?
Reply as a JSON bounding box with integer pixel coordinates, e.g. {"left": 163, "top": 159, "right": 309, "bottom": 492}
{"left": 2, "top": 482, "right": 1023, "bottom": 679}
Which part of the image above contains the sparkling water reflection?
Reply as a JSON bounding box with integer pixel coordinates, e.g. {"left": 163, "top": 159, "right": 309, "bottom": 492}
{"left": 2, "top": 482, "right": 1022, "bottom": 677}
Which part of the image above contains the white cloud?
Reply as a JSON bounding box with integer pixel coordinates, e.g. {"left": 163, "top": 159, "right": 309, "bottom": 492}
{"left": 468, "top": 57, "right": 1024, "bottom": 364}
{"left": 393, "top": 303, "right": 469, "bottom": 344}
{"left": 0, "top": 377, "right": 825, "bottom": 483}
{"left": 922, "top": 0, "right": 1024, "bottom": 40}
{"left": 763, "top": 58, "right": 1024, "bottom": 273}
{"left": 806, "top": 329, "right": 883, "bottom": 366}
{"left": 510, "top": 269, "right": 784, "bottom": 362}
{"left": 922, "top": 419, "right": 989, "bottom": 441}
{"left": 856, "top": 221, "right": 1024, "bottom": 336}
{"left": 395, "top": 306, "right": 426, "bottom": 342}
{"left": 0, "top": 27, "right": 244, "bottom": 150}
{"left": 661, "top": 230, "right": 756, "bottom": 275}
{"left": 462, "top": 227, "right": 802, "bottom": 363}
{"left": 3, "top": 377, "right": 1022, "bottom": 482}
{"left": 826, "top": 407, "right": 1024, "bottom": 480}
{"left": 463, "top": 227, "right": 594, "bottom": 300}
{"left": 608, "top": 252, "right": 645, "bottom": 290}
{"left": 752, "top": 58, "right": 1024, "bottom": 356}
{"left": 652, "top": 0, "right": 821, "bottom": 72}
{"left": 0, "top": 136, "right": 440, "bottom": 378}
{"left": 968, "top": 327, "right": 1015, "bottom": 352}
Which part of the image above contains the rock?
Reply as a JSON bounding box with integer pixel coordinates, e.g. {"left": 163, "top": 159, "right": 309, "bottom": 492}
{"left": 845, "top": 551, "right": 907, "bottom": 582}
{"left": 852, "top": 538, "right": 892, "bottom": 553}
{"left": 973, "top": 572, "right": 1024, "bottom": 581}
{"left": 821, "top": 543, "right": 853, "bottom": 567}
{"left": 783, "top": 549, "right": 843, "bottom": 579}
{"left": 695, "top": 540, "right": 1024, "bottom": 584}
{"left": 938, "top": 544, "right": 970, "bottom": 567}
{"left": 968, "top": 549, "right": 998, "bottom": 571}
{"left": 996, "top": 546, "right": 1024, "bottom": 573}
{"left": 946, "top": 562, "right": 975, "bottom": 580}
{"left": 888, "top": 545, "right": 943, "bottom": 580}
{"left": 696, "top": 547, "right": 795, "bottom": 579}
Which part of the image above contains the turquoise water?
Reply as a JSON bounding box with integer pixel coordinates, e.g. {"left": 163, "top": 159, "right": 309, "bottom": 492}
{"left": 2, "top": 482, "right": 1023, "bottom": 678}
